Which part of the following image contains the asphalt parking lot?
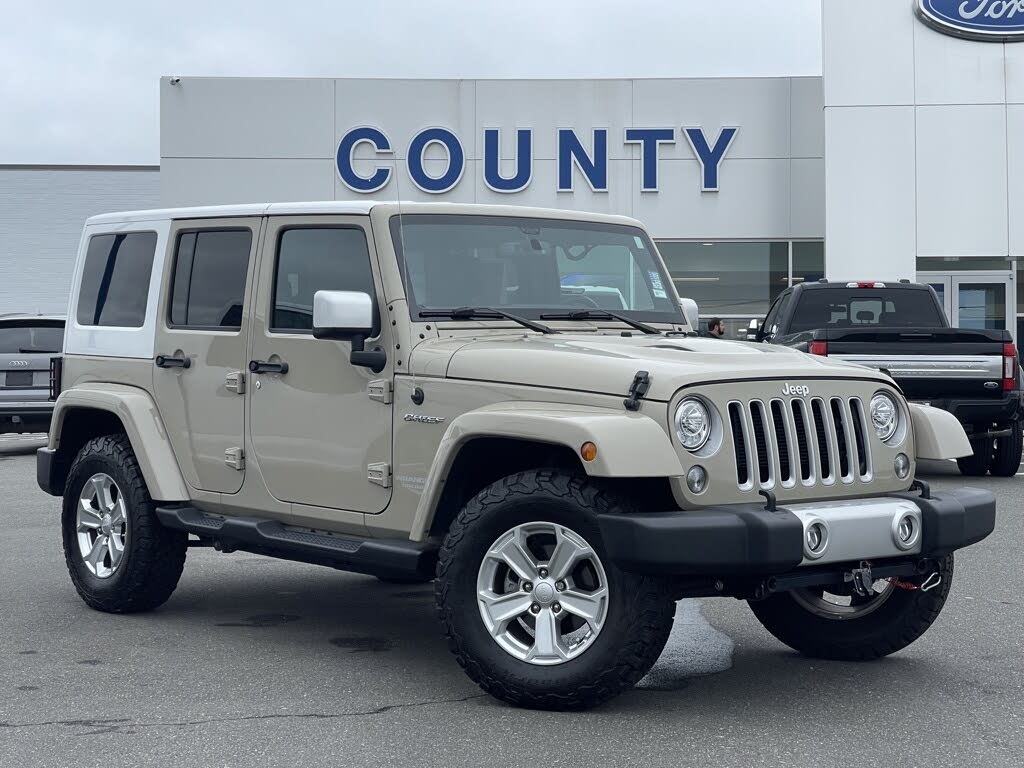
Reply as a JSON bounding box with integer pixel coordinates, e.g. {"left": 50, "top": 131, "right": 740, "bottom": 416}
{"left": 2, "top": 436, "right": 1022, "bottom": 768}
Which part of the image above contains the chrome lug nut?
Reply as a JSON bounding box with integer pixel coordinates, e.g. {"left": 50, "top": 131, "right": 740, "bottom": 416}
{"left": 522, "top": 582, "right": 533, "bottom": 592}
{"left": 530, "top": 603, "right": 541, "bottom": 614}
{"left": 555, "top": 580, "right": 566, "bottom": 592}
{"left": 552, "top": 603, "right": 561, "bottom": 613}
{"left": 538, "top": 568, "right": 548, "bottom": 578}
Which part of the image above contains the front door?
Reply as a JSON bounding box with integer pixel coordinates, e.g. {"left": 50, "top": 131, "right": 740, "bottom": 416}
{"left": 919, "top": 271, "right": 1014, "bottom": 341}
{"left": 247, "top": 215, "right": 393, "bottom": 514}
{"left": 153, "top": 218, "right": 261, "bottom": 494}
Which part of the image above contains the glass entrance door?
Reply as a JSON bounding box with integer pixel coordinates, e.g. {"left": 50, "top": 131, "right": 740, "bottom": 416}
{"left": 953, "top": 277, "right": 1008, "bottom": 332}
{"left": 917, "top": 271, "right": 1013, "bottom": 340}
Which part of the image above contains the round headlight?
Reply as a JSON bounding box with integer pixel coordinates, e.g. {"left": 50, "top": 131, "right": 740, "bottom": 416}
{"left": 675, "top": 397, "right": 711, "bottom": 451}
{"left": 870, "top": 392, "right": 899, "bottom": 441}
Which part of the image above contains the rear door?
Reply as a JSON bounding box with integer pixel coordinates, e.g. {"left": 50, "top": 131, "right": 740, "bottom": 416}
{"left": 153, "top": 218, "right": 261, "bottom": 494}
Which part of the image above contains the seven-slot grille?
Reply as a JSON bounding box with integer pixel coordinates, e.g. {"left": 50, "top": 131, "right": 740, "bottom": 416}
{"left": 727, "top": 397, "right": 871, "bottom": 490}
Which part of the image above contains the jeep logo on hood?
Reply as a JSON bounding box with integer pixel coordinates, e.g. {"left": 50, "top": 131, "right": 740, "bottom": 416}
{"left": 915, "top": 1, "right": 1024, "bottom": 41}
{"left": 782, "top": 383, "right": 810, "bottom": 397}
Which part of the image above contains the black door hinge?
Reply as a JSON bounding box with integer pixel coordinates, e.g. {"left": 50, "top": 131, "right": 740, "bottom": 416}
{"left": 623, "top": 370, "right": 651, "bottom": 411}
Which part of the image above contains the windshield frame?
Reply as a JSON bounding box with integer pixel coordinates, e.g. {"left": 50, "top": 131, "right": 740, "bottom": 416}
{"left": 388, "top": 213, "right": 685, "bottom": 324}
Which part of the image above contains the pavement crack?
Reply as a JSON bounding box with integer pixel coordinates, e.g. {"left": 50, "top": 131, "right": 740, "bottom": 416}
{"left": 0, "top": 692, "right": 488, "bottom": 735}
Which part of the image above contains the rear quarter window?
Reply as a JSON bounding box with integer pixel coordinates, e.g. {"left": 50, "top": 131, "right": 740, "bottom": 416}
{"left": 76, "top": 232, "right": 158, "bottom": 328}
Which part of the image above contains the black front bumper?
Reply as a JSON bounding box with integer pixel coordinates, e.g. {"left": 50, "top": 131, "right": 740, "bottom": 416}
{"left": 596, "top": 488, "right": 995, "bottom": 576}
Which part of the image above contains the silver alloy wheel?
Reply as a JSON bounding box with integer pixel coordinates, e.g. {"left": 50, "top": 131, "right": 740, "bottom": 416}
{"left": 76, "top": 473, "right": 129, "bottom": 579}
{"left": 790, "top": 578, "right": 896, "bottom": 620}
{"left": 476, "top": 521, "right": 609, "bottom": 665}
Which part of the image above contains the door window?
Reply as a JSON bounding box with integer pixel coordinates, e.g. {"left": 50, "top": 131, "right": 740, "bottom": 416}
{"left": 271, "top": 227, "right": 377, "bottom": 332}
{"left": 169, "top": 229, "right": 252, "bottom": 329}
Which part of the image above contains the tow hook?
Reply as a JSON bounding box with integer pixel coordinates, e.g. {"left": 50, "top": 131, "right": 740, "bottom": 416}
{"left": 846, "top": 562, "right": 874, "bottom": 598}
{"left": 921, "top": 572, "right": 942, "bottom": 592}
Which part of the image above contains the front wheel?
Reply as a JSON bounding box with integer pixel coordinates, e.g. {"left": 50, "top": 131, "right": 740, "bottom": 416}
{"left": 435, "top": 469, "right": 675, "bottom": 710}
{"left": 748, "top": 555, "right": 954, "bottom": 660}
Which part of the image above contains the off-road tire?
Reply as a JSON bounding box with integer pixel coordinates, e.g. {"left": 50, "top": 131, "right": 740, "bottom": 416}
{"left": 435, "top": 469, "right": 675, "bottom": 710}
{"left": 990, "top": 420, "right": 1023, "bottom": 477}
{"left": 957, "top": 447, "right": 991, "bottom": 476}
{"left": 62, "top": 434, "right": 187, "bottom": 613}
{"left": 748, "top": 554, "right": 954, "bottom": 660}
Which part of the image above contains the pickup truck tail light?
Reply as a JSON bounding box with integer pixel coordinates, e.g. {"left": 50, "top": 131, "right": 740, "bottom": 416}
{"left": 808, "top": 340, "right": 828, "bottom": 356}
{"left": 1003, "top": 343, "right": 1017, "bottom": 391}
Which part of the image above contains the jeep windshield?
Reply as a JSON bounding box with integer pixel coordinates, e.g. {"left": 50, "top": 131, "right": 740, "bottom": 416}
{"left": 389, "top": 214, "right": 683, "bottom": 325}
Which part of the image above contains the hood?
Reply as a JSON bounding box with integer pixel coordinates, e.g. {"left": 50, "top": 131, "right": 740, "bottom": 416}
{"left": 408, "top": 333, "right": 888, "bottom": 401}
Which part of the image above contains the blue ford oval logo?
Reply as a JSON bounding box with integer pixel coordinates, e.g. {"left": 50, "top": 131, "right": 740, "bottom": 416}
{"left": 916, "top": 1, "right": 1024, "bottom": 41}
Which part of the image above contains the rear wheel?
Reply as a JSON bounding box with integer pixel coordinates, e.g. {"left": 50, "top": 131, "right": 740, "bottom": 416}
{"left": 990, "top": 420, "right": 1023, "bottom": 477}
{"left": 748, "top": 555, "right": 954, "bottom": 660}
{"left": 62, "top": 434, "right": 187, "bottom": 613}
{"left": 435, "top": 469, "right": 675, "bottom": 710}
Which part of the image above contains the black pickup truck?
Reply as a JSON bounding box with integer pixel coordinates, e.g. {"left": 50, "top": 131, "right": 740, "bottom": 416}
{"left": 753, "top": 280, "right": 1022, "bottom": 476}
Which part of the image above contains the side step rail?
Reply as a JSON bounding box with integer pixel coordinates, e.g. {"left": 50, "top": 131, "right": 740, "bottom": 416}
{"left": 155, "top": 505, "right": 437, "bottom": 581}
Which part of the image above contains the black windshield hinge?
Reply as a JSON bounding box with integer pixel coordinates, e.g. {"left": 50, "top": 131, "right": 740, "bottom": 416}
{"left": 623, "top": 370, "right": 651, "bottom": 412}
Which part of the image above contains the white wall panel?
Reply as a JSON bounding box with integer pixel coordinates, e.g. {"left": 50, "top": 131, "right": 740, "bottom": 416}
{"left": 824, "top": 106, "right": 916, "bottom": 280}
{"left": 791, "top": 77, "right": 825, "bottom": 158}
{"left": 336, "top": 80, "right": 476, "bottom": 160}
{"left": 161, "top": 78, "right": 335, "bottom": 159}
{"left": 913, "top": 22, "right": 1006, "bottom": 105}
{"left": 916, "top": 105, "right": 1007, "bottom": 257}
{"left": 474, "top": 80, "right": 634, "bottom": 160}
{"left": 823, "top": 0, "right": 916, "bottom": 107}
{"left": 633, "top": 159, "right": 790, "bottom": 240}
{"left": 161, "top": 158, "right": 335, "bottom": 207}
{"left": 790, "top": 158, "right": 825, "bottom": 238}
{"left": 1004, "top": 105, "right": 1024, "bottom": 256}
{"left": 632, "top": 78, "right": 791, "bottom": 160}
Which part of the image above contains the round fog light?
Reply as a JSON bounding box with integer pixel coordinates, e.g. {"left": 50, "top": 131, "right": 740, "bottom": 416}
{"left": 894, "top": 453, "right": 910, "bottom": 480}
{"left": 893, "top": 513, "right": 919, "bottom": 550}
{"left": 686, "top": 465, "right": 708, "bottom": 494}
{"left": 804, "top": 520, "right": 828, "bottom": 559}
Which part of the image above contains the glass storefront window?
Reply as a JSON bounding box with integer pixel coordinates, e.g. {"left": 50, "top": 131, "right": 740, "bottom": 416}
{"left": 792, "top": 241, "right": 825, "bottom": 285}
{"left": 654, "top": 239, "right": 824, "bottom": 339}
{"left": 656, "top": 241, "right": 788, "bottom": 318}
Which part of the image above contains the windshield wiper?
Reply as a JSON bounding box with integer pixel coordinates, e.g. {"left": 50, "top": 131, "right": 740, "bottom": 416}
{"left": 19, "top": 348, "right": 61, "bottom": 354}
{"left": 419, "top": 307, "right": 557, "bottom": 334}
{"left": 539, "top": 309, "right": 661, "bottom": 335}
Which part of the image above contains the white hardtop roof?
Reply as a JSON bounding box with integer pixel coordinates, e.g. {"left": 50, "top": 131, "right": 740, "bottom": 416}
{"left": 85, "top": 201, "right": 643, "bottom": 227}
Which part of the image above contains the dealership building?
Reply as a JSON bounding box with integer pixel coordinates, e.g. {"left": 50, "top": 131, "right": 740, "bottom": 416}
{"left": 3, "top": 0, "right": 1023, "bottom": 340}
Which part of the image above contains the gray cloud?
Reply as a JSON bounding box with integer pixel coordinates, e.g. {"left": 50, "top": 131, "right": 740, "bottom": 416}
{"left": 0, "top": 0, "right": 821, "bottom": 164}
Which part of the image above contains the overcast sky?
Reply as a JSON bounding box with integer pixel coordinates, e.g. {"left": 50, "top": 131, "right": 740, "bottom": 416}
{"left": 0, "top": 0, "right": 822, "bottom": 165}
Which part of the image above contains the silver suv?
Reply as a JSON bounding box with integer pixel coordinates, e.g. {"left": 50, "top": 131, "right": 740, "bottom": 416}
{"left": 0, "top": 314, "right": 64, "bottom": 434}
{"left": 38, "top": 202, "right": 996, "bottom": 710}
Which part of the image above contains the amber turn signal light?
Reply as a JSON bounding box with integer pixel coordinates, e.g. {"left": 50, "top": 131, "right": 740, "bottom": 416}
{"left": 580, "top": 442, "right": 598, "bottom": 462}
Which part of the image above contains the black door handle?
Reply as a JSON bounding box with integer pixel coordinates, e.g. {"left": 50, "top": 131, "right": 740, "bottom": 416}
{"left": 155, "top": 355, "right": 191, "bottom": 369}
{"left": 249, "top": 359, "right": 289, "bottom": 375}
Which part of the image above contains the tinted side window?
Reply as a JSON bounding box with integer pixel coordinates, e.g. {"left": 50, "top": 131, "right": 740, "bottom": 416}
{"left": 272, "top": 227, "right": 377, "bottom": 332}
{"left": 170, "top": 230, "right": 252, "bottom": 329}
{"left": 77, "top": 232, "right": 157, "bottom": 327}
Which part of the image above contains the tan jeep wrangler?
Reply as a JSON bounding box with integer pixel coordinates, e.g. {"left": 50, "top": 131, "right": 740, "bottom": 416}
{"left": 38, "top": 202, "right": 996, "bottom": 710}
